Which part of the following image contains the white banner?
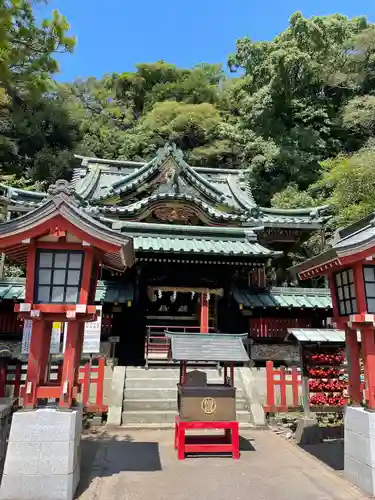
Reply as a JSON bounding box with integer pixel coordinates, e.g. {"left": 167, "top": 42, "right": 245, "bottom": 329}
{"left": 82, "top": 305, "right": 102, "bottom": 354}
{"left": 21, "top": 320, "right": 32, "bottom": 354}
{"left": 21, "top": 306, "right": 102, "bottom": 355}
{"left": 50, "top": 322, "right": 63, "bottom": 354}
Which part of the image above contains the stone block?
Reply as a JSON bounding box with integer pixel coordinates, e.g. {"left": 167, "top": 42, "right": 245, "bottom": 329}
{"left": 9, "top": 406, "right": 82, "bottom": 443}
{"left": 0, "top": 463, "right": 80, "bottom": 500}
{"left": 107, "top": 405, "right": 122, "bottom": 427}
{"left": 344, "top": 453, "right": 375, "bottom": 497}
{"left": 344, "top": 406, "right": 375, "bottom": 496}
{"left": 345, "top": 428, "right": 375, "bottom": 467}
{"left": 4, "top": 441, "right": 42, "bottom": 475}
{"left": 107, "top": 366, "right": 125, "bottom": 427}
{"left": 111, "top": 366, "right": 126, "bottom": 404}
{"left": 0, "top": 407, "right": 82, "bottom": 500}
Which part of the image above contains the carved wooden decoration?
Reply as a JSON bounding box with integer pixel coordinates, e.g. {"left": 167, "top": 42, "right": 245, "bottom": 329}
{"left": 154, "top": 206, "right": 196, "bottom": 224}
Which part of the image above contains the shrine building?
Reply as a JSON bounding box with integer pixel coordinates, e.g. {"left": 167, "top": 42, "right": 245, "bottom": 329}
{"left": 0, "top": 143, "right": 333, "bottom": 365}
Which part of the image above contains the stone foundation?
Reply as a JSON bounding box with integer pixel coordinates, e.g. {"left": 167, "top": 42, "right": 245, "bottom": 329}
{"left": 344, "top": 405, "right": 375, "bottom": 496}
{"left": 0, "top": 406, "right": 82, "bottom": 500}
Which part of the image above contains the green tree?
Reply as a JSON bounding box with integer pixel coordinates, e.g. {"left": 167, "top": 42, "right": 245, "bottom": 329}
{"left": 271, "top": 183, "right": 316, "bottom": 209}
{"left": 228, "top": 12, "right": 371, "bottom": 205}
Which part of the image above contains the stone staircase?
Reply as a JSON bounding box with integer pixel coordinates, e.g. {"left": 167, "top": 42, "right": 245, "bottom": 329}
{"left": 121, "top": 366, "right": 254, "bottom": 428}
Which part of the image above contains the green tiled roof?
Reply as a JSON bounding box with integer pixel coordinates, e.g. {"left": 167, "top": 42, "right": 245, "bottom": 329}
{"left": 133, "top": 234, "right": 271, "bottom": 256}
{"left": 101, "top": 218, "right": 280, "bottom": 258}
{"left": 233, "top": 286, "right": 332, "bottom": 309}
{"left": 0, "top": 279, "right": 134, "bottom": 303}
{"left": 286, "top": 328, "right": 346, "bottom": 342}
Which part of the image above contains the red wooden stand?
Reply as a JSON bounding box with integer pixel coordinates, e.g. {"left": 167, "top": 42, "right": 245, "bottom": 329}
{"left": 174, "top": 416, "right": 240, "bottom": 460}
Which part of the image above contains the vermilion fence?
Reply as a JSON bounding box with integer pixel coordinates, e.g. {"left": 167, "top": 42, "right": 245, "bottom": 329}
{"left": 0, "top": 357, "right": 107, "bottom": 413}
{"left": 264, "top": 360, "right": 302, "bottom": 412}
{"left": 249, "top": 318, "right": 312, "bottom": 339}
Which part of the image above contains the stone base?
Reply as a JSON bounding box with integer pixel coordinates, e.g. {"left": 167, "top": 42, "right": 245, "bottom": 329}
{"left": 344, "top": 405, "right": 375, "bottom": 496}
{"left": 294, "top": 417, "right": 322, "bottom": 445}
{"left": 0, "top": 406, "right": 82, "bottom": 500}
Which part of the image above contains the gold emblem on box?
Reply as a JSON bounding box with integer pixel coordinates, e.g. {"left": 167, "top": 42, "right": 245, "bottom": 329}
{"left": 201, "top": 397, "right": 217, "bottom": 414}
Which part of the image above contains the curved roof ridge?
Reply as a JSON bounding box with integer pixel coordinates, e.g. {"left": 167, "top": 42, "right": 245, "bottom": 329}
{"left": 0, "top": 184, "right": 47, "bottom": 200}
{"left": 111, "top": 157, "right": 157, "bottom": 190}
{"left": 74, "top": 164, "right": 101, "bottom": 200}
{"left": 75, "top": 154, "right": 146, "bottom": 167}
{"left": 98, "top": 215, "right": 260, "bottom": 238}
{"left": 92, "top": 192, "right": 247, "bottom": 222}
{"left": 261, "top": 205, "right": 331, "bottom": 217}
{"left": 93, "top": 144, "right": 229, "bottom": 205}
{"left": 226, "top": 174, "right": 256, "bottom": 211}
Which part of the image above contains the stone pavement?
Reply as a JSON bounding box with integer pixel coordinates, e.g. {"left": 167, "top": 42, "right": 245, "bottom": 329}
{"left": 76, "top": 429, "right": 369, "bottom": 500}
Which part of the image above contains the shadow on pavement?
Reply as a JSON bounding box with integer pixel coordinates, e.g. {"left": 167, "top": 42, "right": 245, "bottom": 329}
{"left": 299, "top": 439, "right": 344, "bottom": 471}
{"left": 239, "top": 436, "right": 256, "bottom": 451}
{"left": 76, "top": 433, "right": 162, "bottom": 498}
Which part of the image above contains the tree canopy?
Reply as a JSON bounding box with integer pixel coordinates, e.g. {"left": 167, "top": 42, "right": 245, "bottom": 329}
{"left": 1, "top": 6, "right": 375, "bottom": 236}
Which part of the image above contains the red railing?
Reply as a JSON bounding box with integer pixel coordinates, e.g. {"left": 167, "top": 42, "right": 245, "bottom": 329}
{"left": 264, "top": 360, "right": 302, "bottom": 412}
{"left": 0, "top": 357, "right": 107, "bottom": 413}
{"left": 249, "top": 318, "right": 312, "bottom": 339}
{"left": 79, "top": 358, "right": 107, "bottom": 412}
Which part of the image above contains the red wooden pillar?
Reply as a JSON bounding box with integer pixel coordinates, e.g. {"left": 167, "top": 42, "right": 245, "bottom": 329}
{"left": 59, "top": 322, "right": 82, "bottom": 409}
{"left": 361, "top": 327, "right": 375, "bottom": 409}
{"left": 200, "top": 293, "right": 209, "bottom": 333}
{"left": 24, "top": 320, "right": 52, "bottom": 408}
{"left": 346, "top": 328, "right": 362, "bottom": 404}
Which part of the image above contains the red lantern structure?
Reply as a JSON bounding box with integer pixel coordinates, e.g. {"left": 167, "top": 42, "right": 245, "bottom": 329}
{"left": 290, "top": 218, "right": 375, "bottom": 408}
{"left": 0, "top": 180, "right": 133, "bottom": 410}
{"left": 290, "top": 214, "right": 375, "bottom": 495}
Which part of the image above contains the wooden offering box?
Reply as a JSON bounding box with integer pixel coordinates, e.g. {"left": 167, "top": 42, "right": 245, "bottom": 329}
{"left": 178, "top": 383, "right": 236, "bottom": 421}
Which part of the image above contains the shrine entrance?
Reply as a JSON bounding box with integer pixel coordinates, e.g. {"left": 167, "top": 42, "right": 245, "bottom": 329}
{"left": 144, "top": 285, "right": 222, "bottom": 366}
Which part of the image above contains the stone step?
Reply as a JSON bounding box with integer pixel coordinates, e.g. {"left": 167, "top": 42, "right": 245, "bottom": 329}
{"left": 122, "top": 398, "right": 249, "bottom": 411}
{"left": 121, "top": 410, "right": 252, "bottom": 425}
{"left": 126, "top": 378, "right": 226, "bottom": 389}
{"left": 124, "top": 387, "right": 246, "bottom": 400}
{"left": 122, "top": 410, "right": 176, "bottom": 424}
{"left": 125, "top": 368, "right": 224, "bottom": 379}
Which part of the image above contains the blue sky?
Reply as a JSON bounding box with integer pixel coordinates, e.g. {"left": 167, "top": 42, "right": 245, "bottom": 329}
{"left": 36, "top": 0, "right": 375, "bottom": 82}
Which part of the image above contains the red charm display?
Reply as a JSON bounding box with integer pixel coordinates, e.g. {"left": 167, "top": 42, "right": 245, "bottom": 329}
{"left": 304, "top": 347, "right": 348, "bottom": 409}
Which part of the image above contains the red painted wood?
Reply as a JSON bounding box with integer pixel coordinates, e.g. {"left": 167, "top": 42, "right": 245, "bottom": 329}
{"left": 36, "top": 241, "right": 85, "bottom": 250}
{"left": 79, "top": 247, "right": 94, "bottom": 305}
{"left": 346, "top": 328, "right": 362, "bottom": 404}
{"left": 200, "top": 293, "right": 209, "bottom": 333}
{"left": 266, "top": 361, "right": 275, "bottom": 409}
{"left": 279, "top": 366, "right": 287, "bottom": 408}
{"left": 59, "top": 322, "right": 80, "bottom": 409}
{"left": 354, "top": 262, "right": 367, "bottom": 315}
{"left": 36, "top": 385, "right": 61, "bottom": 398}
{"left": 175, "top": 416, "right": 240, "bottom": 460}
{"left": 24, "top": 320, "right": 52, "bottom": 408}
{"left": 25, "top": 240, "right": 36, "bottom": 303}
{"left": 96, "top": 357, "right": 105, "bottom": 409}
{"left": 265, "top": 361, "right": 302, "bottom": 412}
{"left": 361, "top": 327, "right": 375, "bottom": 409}
{"left": 81, "top": 362, "right": 90, "bottom": 407}
{"left": 15, "top": 304, "right": 97, "bottom": 315}
{"left": 291, "top": 367, "right": 300, "bottom": 407}
{"left": 249, "top": 317, "right": 313, "bottom": 339}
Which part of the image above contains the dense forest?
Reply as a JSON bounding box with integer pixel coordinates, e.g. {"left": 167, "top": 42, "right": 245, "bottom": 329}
{"left": 1, "top": 2, "right": 375, "bottom": 232}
